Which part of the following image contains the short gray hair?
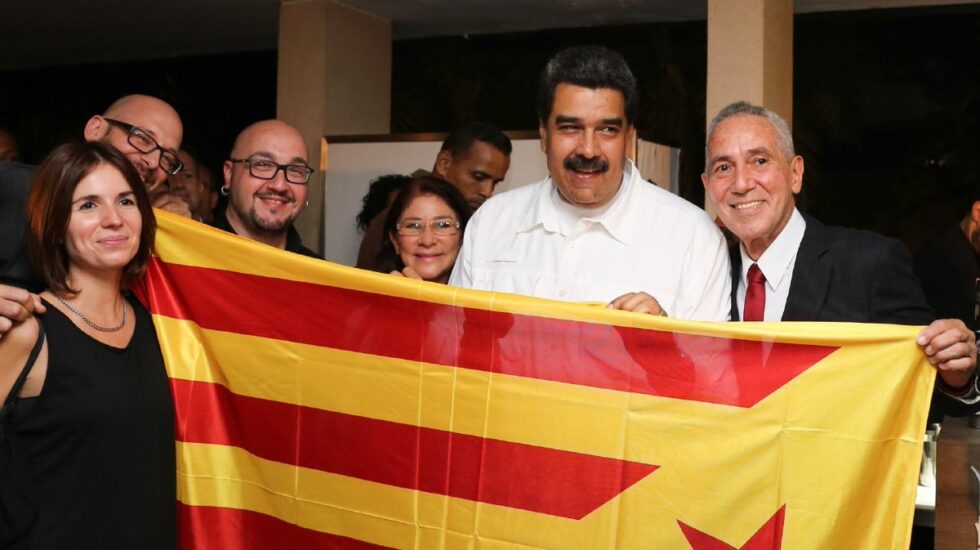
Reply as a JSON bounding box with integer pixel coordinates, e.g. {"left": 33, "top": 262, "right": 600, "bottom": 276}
{"left": 704, "top": 101, "right": 795, "bottom": 171}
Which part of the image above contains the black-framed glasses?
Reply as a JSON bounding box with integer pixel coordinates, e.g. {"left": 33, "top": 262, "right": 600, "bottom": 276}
{"left": 104, "top": 118, "right": 183, "bottom": 176}
{"left": 229, "top": 157, "right": 314, "bottom": 184}
{"left": 396, "top": 217, "right": 460, "bottom": 236}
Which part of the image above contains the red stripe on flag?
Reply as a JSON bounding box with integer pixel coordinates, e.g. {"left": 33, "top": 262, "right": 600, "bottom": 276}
{"left": 173, "top": 378, "right": 657, "bottom": 520}
{"left": 678, "top": 505, "right": 786, "bottom": 549}
{"left": 141, "top": 260, "right": 836, "bottom": 407}
{"left": 178, "top": 503, "right": 394, "bottom": 549}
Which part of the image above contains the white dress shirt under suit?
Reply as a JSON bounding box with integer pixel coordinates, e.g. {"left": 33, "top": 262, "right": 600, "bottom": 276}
{"left": 735, "top": 208, "right": 806, "bottom": 321}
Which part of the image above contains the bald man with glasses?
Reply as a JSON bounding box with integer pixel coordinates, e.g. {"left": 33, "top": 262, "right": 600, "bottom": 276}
{"left": 212, "top": 120, "right": 319, "bottom": 257}
{"left": 82, "top": 95, "right": 190, "bottom": 217}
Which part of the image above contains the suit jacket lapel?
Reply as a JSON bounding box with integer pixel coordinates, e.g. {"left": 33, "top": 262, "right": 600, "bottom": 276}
{"left": 782, "top": 213, "right": 832, "bottom": 321}
{"left": 728, "top": 246, "right": 742, "bottom": 321}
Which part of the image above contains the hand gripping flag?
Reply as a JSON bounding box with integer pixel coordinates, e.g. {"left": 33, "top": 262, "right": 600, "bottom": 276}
{"left": 137, "top": 212, "right": 935, "bottom": 549}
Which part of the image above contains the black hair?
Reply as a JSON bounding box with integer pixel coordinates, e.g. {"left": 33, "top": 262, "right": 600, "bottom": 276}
{"left": 375, "top": 175, "right": 471, "bottom": 276}
{"left": 356, "top": 174, "right": 412, "bottom": 231}
{"left": 536, "top": 45, "right": 638, "bottom": 124}
{"left": 440, "top": 121, "right": 512, "bottom": 158}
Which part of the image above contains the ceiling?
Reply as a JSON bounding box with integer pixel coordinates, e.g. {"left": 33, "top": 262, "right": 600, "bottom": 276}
{"left": 2, "top": 0, "right": 976, "bottom": 70}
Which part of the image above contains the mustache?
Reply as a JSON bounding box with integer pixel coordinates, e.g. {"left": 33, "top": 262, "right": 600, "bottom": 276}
{"left": 564, "top": 155, "right": 609, "bottom": 173}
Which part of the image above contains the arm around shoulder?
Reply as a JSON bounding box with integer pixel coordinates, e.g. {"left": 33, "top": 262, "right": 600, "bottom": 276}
{"left": 0, "top": 284, "right": 45, "bottom": 338}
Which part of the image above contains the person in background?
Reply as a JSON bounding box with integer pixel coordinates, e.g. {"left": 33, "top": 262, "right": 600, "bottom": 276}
{"left": 431, "top": 121, "right": 512, "bottom": 212}
{"left": 914, "top": 186, "right": 980, "bottom": 419}
{"left": 915, "top": 187, "right": 980, "bottom": 331}
{"left": 167, "top": 148, "right": 210, "bottom": 223}
{"left": 0, "top": 141, "right": 174, "bottom": 549}
{"left": 377, "top": 176, "right": 470, "bottom": 284}
{"left": 355, "top": 174, "right": 411, "bottom": 268}
{"left": 196, "top": 160, "right": 218, "bottom": 223}
{"left": 81, "top": 95, "right": 190, "bottom": 217}
{"left": 0, "top": 129, "right": 21, "bottom": 161}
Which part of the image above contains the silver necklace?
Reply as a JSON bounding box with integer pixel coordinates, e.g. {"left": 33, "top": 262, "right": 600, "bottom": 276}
{"left": 54, "top": 294, "right": 127, "bottom": 333}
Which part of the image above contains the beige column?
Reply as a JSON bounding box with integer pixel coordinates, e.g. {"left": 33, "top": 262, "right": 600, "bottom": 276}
{"left": 277, "top": 0, "right": 391, "bottom": 254}
{"left": 706, "top": 0, "right": 793, "bottom": 125}
{"left": 704, "top": 0, "right": 792, "bottom": 215}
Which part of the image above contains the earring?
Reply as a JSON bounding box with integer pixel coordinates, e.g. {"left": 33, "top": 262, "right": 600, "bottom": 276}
{"left": 220, "top": 186, "right": 230, "bottom": 197}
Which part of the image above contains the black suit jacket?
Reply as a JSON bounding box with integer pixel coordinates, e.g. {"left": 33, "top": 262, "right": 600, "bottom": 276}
{"left": 729, "top": 213, "right": 972, "bottom": 419}
{"left": 730, "top": 213, "right": 932, "bottom": 324}
{"left": 914, "top": 225, "right": 978, "bottom": 331}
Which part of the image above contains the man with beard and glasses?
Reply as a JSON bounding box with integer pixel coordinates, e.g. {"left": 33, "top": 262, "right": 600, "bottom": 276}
{"left": 213, "top": 120, "right": 319, "bottom": 257}
{"left": 449, "top": 46, "right": 730, "bottom": 320}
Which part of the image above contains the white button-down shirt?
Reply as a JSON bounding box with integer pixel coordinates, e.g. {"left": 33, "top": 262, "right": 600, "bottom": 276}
{"left": 449, "top": 162, "right": 732, "bottom": 321}
{"left": 736, "top": 208, "right": 806, "bottom": 321}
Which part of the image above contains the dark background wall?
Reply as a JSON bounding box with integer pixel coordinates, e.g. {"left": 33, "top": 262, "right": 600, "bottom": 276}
{"left": 793, "top": 7, "right": 980, "bottom": 249}
{"left": 1, "top": 5, "right": 978, "bottom": 251}
{"left": 0, "top": 51, "right": 278, "bottom": 181}
{"left": 391, "top": 20, "right": 708, "bottom": 205}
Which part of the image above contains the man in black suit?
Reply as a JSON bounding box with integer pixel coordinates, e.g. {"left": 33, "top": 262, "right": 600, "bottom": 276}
{"left": 702, "top": 101, "right": 977, "bottom": 397}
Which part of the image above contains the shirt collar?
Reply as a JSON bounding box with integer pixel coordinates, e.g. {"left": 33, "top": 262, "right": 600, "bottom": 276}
{"left": 520, "top": 161, "right": 637, "bottom": 245}
{"left": 739, "top": 207, "right": 806, "bottom": 292}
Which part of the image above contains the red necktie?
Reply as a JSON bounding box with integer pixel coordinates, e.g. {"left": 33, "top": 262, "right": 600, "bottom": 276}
{"left": 743, "top": 264, "right": 766, "bottom": 321}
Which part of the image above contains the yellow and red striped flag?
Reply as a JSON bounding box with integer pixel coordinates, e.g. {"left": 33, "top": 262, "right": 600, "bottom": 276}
{"left": 138, "top": 211, "right": 934, "bottom": 549}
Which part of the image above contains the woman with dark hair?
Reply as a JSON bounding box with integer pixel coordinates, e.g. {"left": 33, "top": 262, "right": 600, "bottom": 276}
{"left": 356, "top": 174, "right": 412, "bottom": 232}
{"left": 0, "top": 141, "right": 175, "bottom": 549}
{"left": 355, "top": 174, "right": 411, "bottom": 270}
{"left": 377, "top": 175, "right": 471, "bottom": 284}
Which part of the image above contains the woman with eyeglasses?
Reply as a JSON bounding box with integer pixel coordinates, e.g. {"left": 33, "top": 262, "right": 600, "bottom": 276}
{"left": 0, "top": 141, "right": 174, "bottom": 549}
{"left": 376, "top": 176, "right": 471, "bottom": 284}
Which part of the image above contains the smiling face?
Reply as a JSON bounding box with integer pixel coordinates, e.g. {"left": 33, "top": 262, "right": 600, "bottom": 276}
{"left": 540, "top": 83, "right": 633, "bottom": 209}
{"left": 702, "top": 114, "right": 804, "bottom": 260}
{"left": 167, "top": 150, "right": 205, "bottom": 212}
{"left": 390, "top": 194, "right": 462, "bottom": 284}
{"left": 223, "top": 120, "right": 309, "bottom": 243}
{"left": 65, "top": 164, "right": 142, "bottom": 276}
{"left": 84, "top": 95, "right": 183, "bottom": 188}
{"left": 434, "top": 141, "right": 510, "bottom": 212}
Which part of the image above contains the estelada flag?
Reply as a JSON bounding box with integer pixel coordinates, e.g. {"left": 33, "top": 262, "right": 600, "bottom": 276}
{"left": 137, "top": 211, "right": 934, "bottom": 549}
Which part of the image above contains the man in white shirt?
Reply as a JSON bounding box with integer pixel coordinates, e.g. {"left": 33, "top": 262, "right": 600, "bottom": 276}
{"left": 449, "top": 45, "right": 731, "bottom": 321}
{"left": 702, "top": 100, "right": 977, "bottom": 397}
